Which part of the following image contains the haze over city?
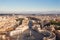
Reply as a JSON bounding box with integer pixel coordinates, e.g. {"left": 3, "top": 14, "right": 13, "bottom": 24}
{"left": 0, "top": 0, "right": 60, "bottom": 13}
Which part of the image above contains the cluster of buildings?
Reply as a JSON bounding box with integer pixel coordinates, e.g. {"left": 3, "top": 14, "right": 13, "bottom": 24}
{"left": 0, "top": 15, "right": 60, "bottom": 40}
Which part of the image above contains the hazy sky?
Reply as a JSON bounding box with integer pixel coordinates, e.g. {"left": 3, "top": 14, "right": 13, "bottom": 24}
{"left": 0, "top": 0, "right": 60, "bottom": 12}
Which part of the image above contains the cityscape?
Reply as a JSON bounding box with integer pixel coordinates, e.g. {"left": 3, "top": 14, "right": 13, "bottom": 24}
{"left": 0, "top": 14, "right": 60, "bottom": 40}
{"left": 0, "top": 0, "right": 60, "bottom": 40}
